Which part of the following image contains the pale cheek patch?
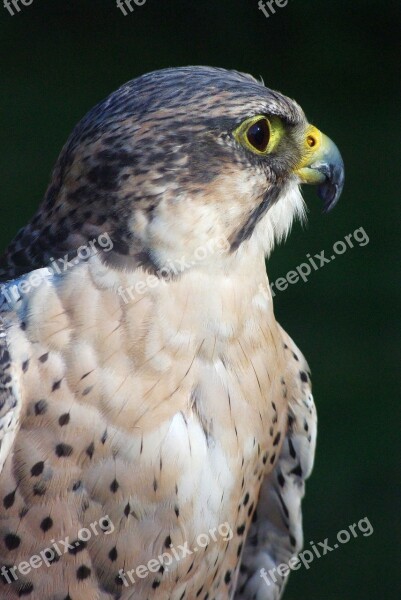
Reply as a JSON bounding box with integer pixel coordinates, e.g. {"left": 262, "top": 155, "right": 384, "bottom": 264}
{"left": 253, "top": 183, "right": 306, "bottom": 256}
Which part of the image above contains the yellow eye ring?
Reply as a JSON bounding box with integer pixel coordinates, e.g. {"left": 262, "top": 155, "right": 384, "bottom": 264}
{"left": 234, "top": 115, "right": 284, "bottom": 156}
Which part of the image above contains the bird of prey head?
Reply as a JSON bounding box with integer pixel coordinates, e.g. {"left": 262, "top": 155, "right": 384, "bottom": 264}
{"left": 0, "top": 66, "right": 344, "bottom": 279}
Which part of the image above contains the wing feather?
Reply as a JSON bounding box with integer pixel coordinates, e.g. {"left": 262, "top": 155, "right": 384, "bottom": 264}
{"left": 0, "top": 314, "right": 22, "bottom": 474}
{"left": 235, "top": 326, "right": 317, "bottom": 599}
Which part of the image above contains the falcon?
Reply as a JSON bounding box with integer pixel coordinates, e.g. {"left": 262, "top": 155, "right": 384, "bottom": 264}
{"left": 0, "top": 67, "right": 344, "bottom": 600}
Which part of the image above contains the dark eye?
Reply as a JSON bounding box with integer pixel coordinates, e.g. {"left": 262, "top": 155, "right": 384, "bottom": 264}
{"left": 246, "top": 118, "right": 270, "bottom": 152}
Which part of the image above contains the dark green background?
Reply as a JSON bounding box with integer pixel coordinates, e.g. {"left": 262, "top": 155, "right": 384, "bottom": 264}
{"left": 0, "top": 1, "right": 399, "bottom": 597}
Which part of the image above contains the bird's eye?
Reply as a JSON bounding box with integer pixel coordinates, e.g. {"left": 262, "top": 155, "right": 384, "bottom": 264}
{"left": 246, "top": 118, "right": 270, "bottom": 152}
{"left": 233, "top": 115, "right": 283, "bottom": 156}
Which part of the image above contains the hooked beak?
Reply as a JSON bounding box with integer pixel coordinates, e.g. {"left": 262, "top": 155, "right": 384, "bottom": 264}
{"left": 295, "top": 125, "right": 345, "bottom": 212}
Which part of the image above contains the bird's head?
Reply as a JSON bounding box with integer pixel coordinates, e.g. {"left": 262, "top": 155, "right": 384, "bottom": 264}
{"left": 1, "top": 67, "right": 344, "bottom": 278}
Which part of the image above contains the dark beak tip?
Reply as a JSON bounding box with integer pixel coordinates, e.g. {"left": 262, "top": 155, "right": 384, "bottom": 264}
{"left": 318, "top": 180, "right": 343, "bottom": 213}
{"left": 317, "top": 162, "right": 345, "bottom": 213}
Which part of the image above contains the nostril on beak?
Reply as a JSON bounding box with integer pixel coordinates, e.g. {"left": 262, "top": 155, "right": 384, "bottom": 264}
{"left": 306, "top": 135, "right": 317, "bottom": 148}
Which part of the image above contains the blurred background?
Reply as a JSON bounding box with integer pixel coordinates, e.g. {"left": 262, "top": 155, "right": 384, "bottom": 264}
{"left": 0, "top": 0, "right": 399, "bottom": 597}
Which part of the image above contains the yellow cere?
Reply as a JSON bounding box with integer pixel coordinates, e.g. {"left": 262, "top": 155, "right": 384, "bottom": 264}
{"left": 295, "top": 125, "right": 327, "bottom": 183}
